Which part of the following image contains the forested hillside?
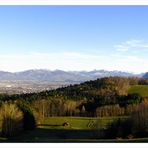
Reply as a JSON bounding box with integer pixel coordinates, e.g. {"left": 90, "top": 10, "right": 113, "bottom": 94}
{"left": 0, "top": 76, "right": 147, "bottom": 117}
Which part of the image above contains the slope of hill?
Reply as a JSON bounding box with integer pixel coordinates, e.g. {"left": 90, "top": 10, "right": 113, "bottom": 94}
{"left": 128, "top": 85, "right": 148, "bottom": 97}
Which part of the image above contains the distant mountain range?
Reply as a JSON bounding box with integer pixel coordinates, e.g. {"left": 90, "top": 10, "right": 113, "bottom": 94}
{"left": 0, "top": 69, "right": 145, "bottom": 83}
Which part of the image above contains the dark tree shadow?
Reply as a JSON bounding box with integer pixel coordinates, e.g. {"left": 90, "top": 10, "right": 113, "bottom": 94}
{"left": 8, "top": 127, "right": 100, "bottom": 142}
{"left": 37, "top": 124, "right": 60, "bottom": 127}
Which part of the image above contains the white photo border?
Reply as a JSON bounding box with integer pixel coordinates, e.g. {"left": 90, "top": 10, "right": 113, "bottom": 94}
{"left": 0, "top": 0, "right": 148, "bottom": 5}
{"left": 0, "top": 0, "right": 147, "bottom": 148}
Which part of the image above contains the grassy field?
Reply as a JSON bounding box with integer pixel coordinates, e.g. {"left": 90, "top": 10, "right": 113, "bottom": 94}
{"left": 40, "top": 116, "right": 127, "bottom": 130}
{"left": 0, "top": 116, "right": 148, "bottom": 142}
{"left": 4, "top": 116, "right": 126, "bottom": 142}
{"left": 128, "top": 85, "right": 148, "bottom": 97}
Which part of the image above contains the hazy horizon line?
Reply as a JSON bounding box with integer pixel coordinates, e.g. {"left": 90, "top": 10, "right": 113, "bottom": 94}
{"left": 0, "top": 68, "right": 146, "bottom": 75}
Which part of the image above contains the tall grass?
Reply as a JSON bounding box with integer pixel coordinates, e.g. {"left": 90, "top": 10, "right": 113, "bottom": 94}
{"left": 0, "top": 102, "right": 23, "bottom": 137}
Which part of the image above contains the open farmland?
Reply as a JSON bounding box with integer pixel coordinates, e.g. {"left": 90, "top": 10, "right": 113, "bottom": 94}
{"left": 0, "top": 116, "right": 147, "bottom": 143}
{"left": 1, "top": 116, "right": 128, "bottom": 142}
{"left": 40, "top": 116, "right": 128, "bottom": 130}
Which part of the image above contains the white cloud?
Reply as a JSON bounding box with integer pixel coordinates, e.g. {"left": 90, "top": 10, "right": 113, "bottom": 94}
{"left": 0, "top": 52, "right": 106, "bottom": 72}
{"left": 114, "top": 39, "right": 148, "bottom": 52}
{"left": 0, "top": 51, "right": 148, "bottom": 74}
{"left": 110, "top": 54, "right": 148, "bottom": 73}
{"left": 112, "top": 39, "right": 148, "bottom": 73}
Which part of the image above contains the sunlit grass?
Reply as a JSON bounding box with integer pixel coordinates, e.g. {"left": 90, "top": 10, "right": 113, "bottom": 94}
{"left": 128, "top": 85, "right": 148, "bottom": 97}
{"left": 41, "top": 116, "right": 128, "bottom": 130}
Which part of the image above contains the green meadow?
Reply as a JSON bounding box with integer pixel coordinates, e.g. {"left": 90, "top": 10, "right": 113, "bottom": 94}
{"left": 0, "top": 116, "right": 146, "bottom": 143}
{"left": 1, "top": 116, "right": 126, "bottom": 142}
{"left": 128, "top": 85, "right": 148, "bottom": 97}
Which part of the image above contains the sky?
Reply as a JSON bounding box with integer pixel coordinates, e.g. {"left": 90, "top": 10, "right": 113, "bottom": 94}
{"left": 0, "top": 6, "right": 148, "bottom": 73}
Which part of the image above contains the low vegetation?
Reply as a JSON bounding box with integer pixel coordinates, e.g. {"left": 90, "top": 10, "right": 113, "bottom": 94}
{"left": 0, "top": 102, "right": 23, "bottom": 137}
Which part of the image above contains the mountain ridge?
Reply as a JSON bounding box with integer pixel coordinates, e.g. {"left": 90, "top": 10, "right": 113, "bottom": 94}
{"left": 0, "top": 69, "right": 144, "bottom": 82}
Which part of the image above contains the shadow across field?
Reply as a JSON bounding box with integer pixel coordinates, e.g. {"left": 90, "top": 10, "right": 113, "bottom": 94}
{"left": 37, "top": 124, "right": 60, "bottom": 127}
{"left": 2, "top": 126, "right": 148, "bottom": 143}
{"left": 9, "top": 127, "right": 99, "bottom": 142}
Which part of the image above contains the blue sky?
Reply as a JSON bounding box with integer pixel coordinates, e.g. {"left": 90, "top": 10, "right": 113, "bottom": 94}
{"left": 0, "top": 6, "right": 148, "bottom": 73}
